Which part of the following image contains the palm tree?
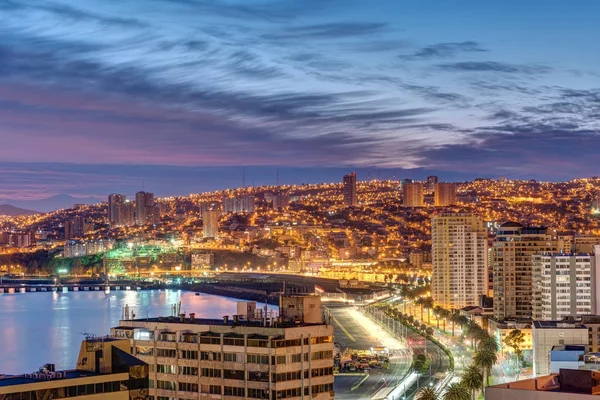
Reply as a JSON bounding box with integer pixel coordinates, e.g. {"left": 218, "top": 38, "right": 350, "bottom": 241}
{"left": 439, "top": 308, "right": 449, "bottom": 332}
{"left": 478, "top": 336, "right": 499, "bottom": 354}
{"left": 433, "top": 306, "right": 443, "bottom": 329}
{"left": 474, "top": 348, "right": 498, "bottom": 388}
{"left": 422, "top": 297, "right": 435, "bottom": 324}
{"left": 416, "top": 387, "right": 439, "bottom": 400}
{"left": 442, "top": 383, "right": 471, "bottom": 400}
{"left": 461, "top": 365, "right": 483, "bottom": 400}
{"left": 415, "top": 297, "right": 425, "bottom": 321}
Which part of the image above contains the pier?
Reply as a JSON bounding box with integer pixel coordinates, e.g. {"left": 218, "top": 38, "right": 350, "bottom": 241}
{"left": 0, "top": 282, "right": 155, "bottom": 294}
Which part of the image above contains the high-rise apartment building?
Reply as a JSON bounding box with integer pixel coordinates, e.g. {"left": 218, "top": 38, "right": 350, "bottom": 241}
{"left": 432, "top": 213, "right": 488, "bottom": 309}
{"left": 108, "top": 194, "right": 136, "bottom": 227}
{"left": 426, "top": 175, "right": 438, "bottom": 193}
{"left": 403, "top": 182, "right": 424, "bottom": 207}
{"left": 532, "top": 250, "right": 600, "bottom": 320}
{"left": 135, "top": 191, "right": 159, "bottom": 225}
{"left": 272, "top": 192, "right": 290, "bottom": 209}
{"left": 433, "top": 182, "right": 457, "bottom": 207}
{"left": 65, "top": 216, "right": 89, "bottom": 240}
{"left": 223, "top": 195, "right": 256, "bottom": 213}
{"left": 342, "top": 172, "right": 357, "bottom": 207}
{"left": 202, "top": 209, "right": 219, "bottom": 238}
{"left": 492, "top": 223, "right": 566, "bottom": 320}
{"left": 112, "top": 296, "right": 334, "bottom": 400}
{"left": 108, "top": 194, "right": 126, "bottom": 225}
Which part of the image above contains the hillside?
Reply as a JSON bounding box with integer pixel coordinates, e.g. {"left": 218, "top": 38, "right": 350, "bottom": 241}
{"left": 0, "top": 204, "right": 39, "bottom": 216}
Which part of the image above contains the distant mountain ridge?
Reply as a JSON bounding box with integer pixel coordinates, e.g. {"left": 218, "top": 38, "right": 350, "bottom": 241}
{"left": 4, "top": 195, "right": 102, "bottom": 213}
{"left": 0, "top": 204, "right": 39, "bottom": 216}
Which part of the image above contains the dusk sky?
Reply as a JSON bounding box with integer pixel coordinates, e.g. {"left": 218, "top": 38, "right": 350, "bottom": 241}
{"left": 2, "top": 0, "right": 600, "bottom": 208}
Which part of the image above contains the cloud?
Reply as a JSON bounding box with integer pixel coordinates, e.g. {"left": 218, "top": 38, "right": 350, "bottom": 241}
{"left": 262, "top": 22, "right": 388, "bottom": 40}
{"left": 401, "top": 41, "right": 487, "bottom": 60}
{"left": 437, "top": 61, "right": 552, "bottom": 74}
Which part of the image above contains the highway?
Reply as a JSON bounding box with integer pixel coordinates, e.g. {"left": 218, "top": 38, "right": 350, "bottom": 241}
{"left": 364, "top": 306, "right": 451, "bottom": 399}
{"left": 325, "top": 304, "right": 413, "bottom": 399}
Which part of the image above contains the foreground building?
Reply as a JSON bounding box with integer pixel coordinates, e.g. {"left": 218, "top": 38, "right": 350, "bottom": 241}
{"left": 492, "top": 223, "right": 566, "bottom": 320}
{"left": 486, "top": 369, "right": 600, "bottom": 399}
{"left": 342, "top": 172, "right": 357, "bottom": 207}
{"left": 112, "top": 295, "right": 335, "bottom": 400}
{"left": 432, "top": 213, "right": 488, "bottom": 309}
{"left": 532, "top": 250, "right": 600, "bottom": 320}
{"left": 0, "top": 338, "right": 148, "bottom": 399}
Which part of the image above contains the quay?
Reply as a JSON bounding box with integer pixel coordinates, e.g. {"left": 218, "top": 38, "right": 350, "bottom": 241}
{"left": 0, "top": 283, "right": 154, "bottom": 294}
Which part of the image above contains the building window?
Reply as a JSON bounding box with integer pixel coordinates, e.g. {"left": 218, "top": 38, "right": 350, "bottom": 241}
{"left": 224, "top": 386, "right": 246, "bottom": 397}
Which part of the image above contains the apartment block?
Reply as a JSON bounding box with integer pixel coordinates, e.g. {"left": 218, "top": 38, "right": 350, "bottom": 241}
{"left": 492, "top": 223, "right": 566, "bottom": 320}
{"left": 532, "top": 251, "right": 600, "bottom": 320}
{"left": 112, "top": 296, "right": 334, "bottom": 400}
{"left": 431, "top": 213, "right": 488, "bottom": 309}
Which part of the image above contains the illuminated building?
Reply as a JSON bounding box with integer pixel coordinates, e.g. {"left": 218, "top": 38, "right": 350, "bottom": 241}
{"left": 493, "top": 223, "right": 566, "bottom": 320}
{"left": 222, "top": 195, "right": 255, "bottom": 213}
{"left": 118, "top": 201, "right": 135, "bottom": 227}
{"left": 342, "top": 172, "right": 357, "bottom": 207}
{"left": 432, "top": 213, "right": 488, "bottom": 309}
{"left": 202, "top": 209, "right": 219, "bottom": 238}
{"left": 135, "top": 191, "right": 158, "bottom": 225}
{"left": 592, "top": 190, "right": 600, "bottom": 215}
{"left": 403, "top": 182, "right": 424, "bottom": 207}
{"left": 0, "top": 338, "right": 148, "bottom": 400}
{"left": 272, "top": 192, "right": 290, "bottom": 209}
{"left": 65, "top": 216, "right": 89, "bottom": 240}
{"left": 112, "top": 296, "right": 334, "bottom": 400}
{"left": 0, "top": 231, "right": 35, "bottom": 248}
{"left": 433, "top": 182, "right": 457, "bottom": 207}
{"left": 532, "top": 321, "right": 588, "bottom": 376}
{"left": 426, "top": 175, "right": 438, "bottom": 194}
{"left": 532, "top": 250, "right": 600, "bottom": 320}
{"left": 108, "top": 194, "right": 126, "bottom": 225}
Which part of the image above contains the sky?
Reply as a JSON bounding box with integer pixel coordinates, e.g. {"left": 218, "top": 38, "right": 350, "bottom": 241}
{"left": 1, "top": 0, "right": 600, "bottom": 208}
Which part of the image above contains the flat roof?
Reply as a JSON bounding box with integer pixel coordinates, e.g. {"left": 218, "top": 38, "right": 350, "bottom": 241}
{"left": 0, "top": 370, "right": 101, "bottom": 388}
{"left": 124, "top": 316, "right": 325, "bottom": 328}
{"left": 533, "top": 321, "right": 585, "bottom": 329}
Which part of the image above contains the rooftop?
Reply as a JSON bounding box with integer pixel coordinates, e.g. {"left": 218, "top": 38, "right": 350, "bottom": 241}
{"left": 124, "top": 316, "right": 325, "bottom": 328}
{"left": 0, "top": 370, "right": 100, "bottom": 388}
{"left": 533, "top": 320, "right": 585, "bottom": 329}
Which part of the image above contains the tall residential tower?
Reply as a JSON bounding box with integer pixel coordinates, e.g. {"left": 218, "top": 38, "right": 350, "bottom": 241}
{"left": 342, "top": 173, "right": 357, "bottom": 207}
{"left": 432, "top": 213, "right": 488, "bottom": 309}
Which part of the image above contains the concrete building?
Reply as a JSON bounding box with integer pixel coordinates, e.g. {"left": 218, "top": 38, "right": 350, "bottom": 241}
{"left": 65, "top": 216, "right": 90, "bottom": 240}
{"left": 549, "top": 345, "right": 586, "bottom": 373}
{"left": 0, "top": 232, "right": 35, "bottom": 248}
{"left": 572, "top": 235, "right": 600, "bottom": 253}
{"left": 272, "top": 192, "right": 290, "bottom": 209}
{"left": 0, "top": 338, "right": 148, "bottom": 400}
{"left": 426, "top": 175, "right": 438, "bottom": 194}
{"left": 431, "top": 213, "right": 488, "bottom": 309}
{"left": 488, "top": 319, "right": 533, "bottom": 356}
{"left": 486, "top": 369, "right": 600, "bottom": 399}
{"left": 492, "top": 223, "right": 567, "bottom": 320}
{"left": 403, "top": 182, "right": 424, "bottom": 208}
{"left": 532, "top": 251, "right": 600, "bottom": 320}
{"left": 433, "top": 182, "right": 457, "bottom": 207}
{"left": 342, "top": 173, "right": 357, "bottom": 207}
{"left": 532, "top": 320, "right": 589, "bottom": 376}
{"left": 202, "top": 209, "right": 219, "bottom": 239}
{"left": 108, "top": 193, "right": 126, "bottom": 226}
{"left": 135, "top": 191, "right": 159, "bottom": 226}
{"left": 112, "top": 296, "right": 334, "bottom": 400}
{"left": 222, "top": 195, "right": 256, "bottom": 213}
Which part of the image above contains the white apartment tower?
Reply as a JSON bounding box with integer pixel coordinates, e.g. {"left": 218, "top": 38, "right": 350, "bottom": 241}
{"left": 112, "top": 296, "right": 334, "bottom": 400}
{"left": 432, "top": 213, "right": 488, "bottom": 309}
{"left": 532, "top": 249, "right": 600, "bottom": 320}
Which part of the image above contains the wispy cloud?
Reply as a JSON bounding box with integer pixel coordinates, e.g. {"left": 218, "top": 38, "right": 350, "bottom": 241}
{"left": 401, "top": 41, "right": 487, "bottom": 60}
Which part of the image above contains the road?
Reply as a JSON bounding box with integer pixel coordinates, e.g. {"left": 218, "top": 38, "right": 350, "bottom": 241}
{"left": 325, "top": 304, "right": 413, "bottom": 399}
{"left": 364, "top": 306, "right": 451, "bottom": 399}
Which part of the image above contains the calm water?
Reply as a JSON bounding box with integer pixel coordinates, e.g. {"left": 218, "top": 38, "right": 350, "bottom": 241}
{"left": 0, "top": 289, "right": 275, "bottom": 374}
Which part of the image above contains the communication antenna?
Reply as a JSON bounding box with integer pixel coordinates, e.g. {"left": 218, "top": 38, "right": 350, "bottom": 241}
{"left": 276, "top": 169, "right": 280, "bottom": 187}
{"left": 242, "top": 167, "right": 246, "bottom": 188}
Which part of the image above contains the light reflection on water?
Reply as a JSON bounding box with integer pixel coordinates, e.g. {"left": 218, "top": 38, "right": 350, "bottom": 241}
{"left": 0, "top": 290, "right": 276, "bottom": 374}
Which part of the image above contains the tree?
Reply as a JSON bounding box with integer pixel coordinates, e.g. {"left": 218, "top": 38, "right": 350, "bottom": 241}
{"left": 415, "top": 297, "right": 425, "bottom": 321}
{"left": 474, "top": 349, "right": 498, "bottom": 387}
{"left": 422, "top": 297, "right": 434, "bottom": 324}
{"left": 426, "top": 327, "right": 434, "bottom": 337}
{"left": 479, "top": 336, "right": 499, "bottom": 354}
{"left": 442, "top": 383, "right": 471, "bottom": 400}
{"left": 503, "top": 329, "right": 525, "bottom": 365}
{"left": 461, "top": 365, "right": 483, "bottom": 400}
{"left": 433, "top": 306, "right": 443, "bottom": 329}
{"left": 416, "top": 387, "right": 439, "bottom": 400}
